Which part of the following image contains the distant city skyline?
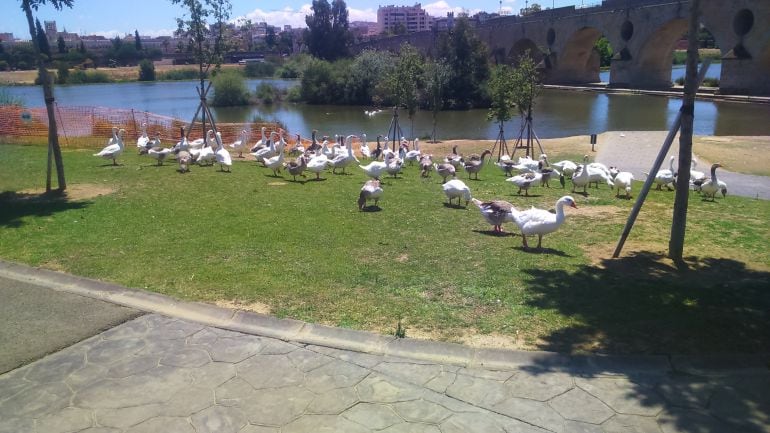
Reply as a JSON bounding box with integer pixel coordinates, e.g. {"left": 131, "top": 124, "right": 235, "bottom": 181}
{"left": 2, "top": 0, "right": 584, "bottom": 40}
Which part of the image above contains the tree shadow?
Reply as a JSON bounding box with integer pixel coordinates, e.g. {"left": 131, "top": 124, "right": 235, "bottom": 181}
{"left": 0, "top": 191, "right": 92, "bottom": 228}
{"left": 515, "top": 251, "right": 770, "bottom": 432}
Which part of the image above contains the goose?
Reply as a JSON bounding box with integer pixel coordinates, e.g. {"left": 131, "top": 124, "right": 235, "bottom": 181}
{"left": 136, "top": 122, "right": 150, "bottom": 151}
{"left": 359, "top": 160, "right": 388, "bottom": 179}
{"left": 332, "top": 134, "right": 348, "bottom": 158}
{"left": 496, "top": 159, "right": 519, "bottom": 177}
{"left": 306, "top": 129, "right": 321, "bottom": 154}
{"left": 306, "top": 153, "right": 329, "bottom": 180}
{"left": 147, "top": 137, "right": 174, "bottom": 166}
{"left": 442, "top": 179, "right": 472, "bottom": 207}
{"left": 381, "top": 136, "right": 396, "bottom": 161}
{"left": 229, "top": 129, "right": 249, "bottom": 158}
{"left": 215, "top": 132, "right": 232, "bottom": 172}
{"left": 327, "top": 135, "right": 358, "bottom": 174}
{"left": 572, "top": 164, "right": 613, "bottom": 193}
{"left": 434, "top": 162, "right": 456, "bottom": 183}
{"left": 138, "top": 131, "right": 160, "bottom": 154}
{"left": 360, "top": 133, "right": 371, "bottom": 159}
{"left": 700, "top": 163, "right": 728, "bottom": 201}
{"left": 174, "top": 126, "right": 190, "bottom": 152}
{"left": 612, "top": 171, "right": 634, "bottom": 198}
{"left": 538, "top": 161, "right": 561, "bottom": 188}
{"left": 644, "top": 155, "right": 676, "bottom": 191}
{"left": 404, "top": 138, "right": 421, "bottom": 165}
{"left": 444, "top": 145, "right": 463, "bottom": 168}
{"left": 358, "top": 179, "right": 383, "bottom": 210}
{"left": 419, "top": 154, "right": 433, "bottom": 177}
{"left": 471, "top": 198, "right": 517, "bottom": 233}
{"left": 551, "top": 158, "right": 578, "bottom": 177}
{"left": 275, "top": 129, "right": 287, "bottom": 154}
{"left": 188, "top": 133, "right": 206, "bottom": 150}
{"left": 289, "top": 134, "right": 305, "bottom": 156}
{"left": 94, "top": 127, "right": 125, "bottom": 165}
{"left": 285, "top": 155, "right": 307, "bottom": 181}
{"left": 510, "top": 154, "right": 546, "bottom": 173}
{"left": 177, "top": 150, "right": 192, "bottom": 173}
{"left": 511, "top": 195, "right": 578, "bottom": 249}
{"left": 506, "top": 172, "right": 542, "bottom": 196}
{"left": 249, "top": 126, "right": 268, "bottom": 153}
{"left": 322, "top": 137, "right": 335, "bottom": 160}
{"left": 464, "top": 150, "right": 492, "bottom": 180}
{"left": 584, "top": 155, "right": 612, "bottom": 178}
{"left": 263, "top": 148, "right": 285, "bottom": 177}
{"left": 689, "top": 158, "right": 707, "bottom": 191}
{"left": 196, "top": 130, "right": 216, "bottom": 166}
{"left": 371, "top": 136, "right": 383, "bottom": 161}
{"left": 386, "top": 156, "right": 404, "bottom": 178}
{"left": 253, "top": 131, "right": 278, "bottom": 163}
{"left": 189, "top": 130, "right": 211, "bottom": 161}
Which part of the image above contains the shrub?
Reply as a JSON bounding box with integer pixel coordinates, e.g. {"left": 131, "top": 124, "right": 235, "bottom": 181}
{"left": 254, "top": 82, "right": 282, "bottom": 104}
{"left": 66, "top": 70, "right": 112, "bottom": 84}
{"left": 210, "top": 70, "right": 250, "bottom": 106}
{"left": 702, "top": 77, "right": 720, "bottom": 87}
{"left": 138, "top": 59, "right": 156, "bottom": 81}
{"left": 56, "top": 64, "right": 69, "bottom": 84}
{"left": 158, "top": 68, "right": 202, "bottom": 81}
{"left": 244, "top": 61, "right": 276, "bottom": 78}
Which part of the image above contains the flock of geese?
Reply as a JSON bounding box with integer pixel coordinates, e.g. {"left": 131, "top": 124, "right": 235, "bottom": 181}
{"left": 94, "top": 124, "right": 729, "bottom": 250}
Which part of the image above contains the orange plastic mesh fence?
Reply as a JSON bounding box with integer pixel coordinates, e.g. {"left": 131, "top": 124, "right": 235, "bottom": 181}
{"left": 0, "top": 104, "right": 296, "bottom": 148}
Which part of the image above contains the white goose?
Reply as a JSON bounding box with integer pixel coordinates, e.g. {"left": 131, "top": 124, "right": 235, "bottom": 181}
{"left": 359, "top": 160, "right": 388, "bottom": 179}
{"left": 358, "top": 179, "right": 383, "bottom": 210}
{"left": 229, "top": 129, "right": 249, "bottom": 158}
{"left": 174, "top": 127, "right": 190, "bottom": 152}
{"left": 572, "top": 163, "right": 614, "bottom": 193}
{"left": 263, "top": 148, "right": 285, "bottom": 177}
{"left": 215, "top": 131, "right": 232, "bottom": 172}
{"left": 147, "top": 134, "right": 174, "bottom": 166}
{"left": 252, "top": 131, "right": 278, "bottom": 163}
{"left": 360, "top": 133, "right": 371, "bottom": 159}
{"left": 645, "top": 155, "right": 676, "bottom": 191}
{"left": 136, "top": 123, "right": 150, "bottom": 151}
{"left": 612, "top": 171, "right": 634, "bottom": 198}
{"left": 306, "top": 152, "right": 329, "bottom": 180}
{"left": 404, "top": 138, "right": 421, "bottom": 165}
{"left": 442, "top": 179, "right": 472, "bottom": 207}
{"left": 94, "top": 128, "right": 125, "bottom": 165}
{"left": 444, "top": 145, "right": 463, "bottom": 168}
{"left": 196, "top": 130, "right": 216, "bottom": 166}
{"left": 471, "top": 198, "right": 517, "bottom": 233}
{"left": 689, "top": 158, "right": 708, "bottom": 191}
{"left": 551, "top": 158, "right": 578, "bottom": 177}
{"left": 249, "top": 126, "right": 268, "bottom": 153}
{"left": 511, "top": 195, "right": 578, "bottom": 249}
{"left": 328, "top": 135, "right": 358, "bottom": 174}
{"left": 700, "top": 163, "right": 728, "bottom": 201}
{"left": 506, "top": 171, "right": 542, "bottom": 196}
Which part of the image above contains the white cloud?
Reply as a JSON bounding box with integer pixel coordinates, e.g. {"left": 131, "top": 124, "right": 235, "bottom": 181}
{"left": 423, "top": 1, "right": 482, "bottom": 18}
{"left": 91, "top": 28, "right": 177, "bottom": 39}
{"left": 235, "top": 4, "right": 376, "bottom": 29}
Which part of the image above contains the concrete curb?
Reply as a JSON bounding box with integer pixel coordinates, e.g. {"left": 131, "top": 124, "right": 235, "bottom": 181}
{"left": 2, "top": 259, "right": 768, "bottom": 374}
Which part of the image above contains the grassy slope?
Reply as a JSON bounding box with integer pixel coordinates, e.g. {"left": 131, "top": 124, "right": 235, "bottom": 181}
{"left": 1, "top": 143, "right": 769, "bottom": 355}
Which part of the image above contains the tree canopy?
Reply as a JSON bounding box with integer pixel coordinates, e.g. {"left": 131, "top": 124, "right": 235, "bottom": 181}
{"left": 304, "top": 0, "right": 351, "bottom": 61}
{"left": 437, "top": 17, "right": 490, "bottom": 109}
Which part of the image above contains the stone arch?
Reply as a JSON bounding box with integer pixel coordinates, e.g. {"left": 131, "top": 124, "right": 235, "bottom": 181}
{"left": 551, "top": 26, "right": 604, "bottom": 84}
{"left": 634, "top": 18, "right": 688, "bottom": 88}
{"left": 508, "top": 39, "right": 544, "bottom": 66}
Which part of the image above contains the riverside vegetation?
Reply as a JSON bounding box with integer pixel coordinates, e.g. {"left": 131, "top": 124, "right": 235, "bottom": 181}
{"left": 0, "top": 140, "right": 768, "bottom": 355}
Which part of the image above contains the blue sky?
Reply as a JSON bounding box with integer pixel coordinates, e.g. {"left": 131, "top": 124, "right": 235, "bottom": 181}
{"left": 3, "top": 0, "right": 585, "bottom": 39}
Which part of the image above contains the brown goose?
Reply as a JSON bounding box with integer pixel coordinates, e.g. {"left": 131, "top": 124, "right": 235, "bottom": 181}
{"left": 463, "top": 150, "right": 492, "bottom": 180}
{"left": 471, "top": 199, "right": 517, "bottom": 233}
{"left": 285, "top": 155, "right": 307, "bottom": 181}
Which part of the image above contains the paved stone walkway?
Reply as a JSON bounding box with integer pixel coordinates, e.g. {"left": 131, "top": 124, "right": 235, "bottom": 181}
{"left": 2, "top": 313, "right": 769, "bottom": 433}
{"left": 595, "top": 131, "right": 770, "bottom": 200}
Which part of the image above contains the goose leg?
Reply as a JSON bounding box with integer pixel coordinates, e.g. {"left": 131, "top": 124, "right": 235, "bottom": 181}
{"left": 521, "top": 235, "right": 528, "bottom": 248}
{"left": 537, "top": 235, "right": 543, "bottom": 249}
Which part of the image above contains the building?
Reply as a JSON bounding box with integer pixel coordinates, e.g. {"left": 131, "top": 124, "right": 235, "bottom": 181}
{"left": 44, "top": 21, "right": 58, "bottom": 40}
{"left": 377, "top": 3, "right": 433, "bottom": 34}
{"left": 0, "top": 33, "right": 14, "bottom": 44}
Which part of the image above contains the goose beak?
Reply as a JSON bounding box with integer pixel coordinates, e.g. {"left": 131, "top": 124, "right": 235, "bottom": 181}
{"left": 570, "top": 202, "right": 578, "bottom": 209}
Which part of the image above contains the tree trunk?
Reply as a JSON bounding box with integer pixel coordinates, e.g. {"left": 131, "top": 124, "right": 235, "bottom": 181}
{"left": 22, "top": 0, "right": 66, "bottom": 193}
{"left": 669, "top": 0, "right": 700, "bottom": 264}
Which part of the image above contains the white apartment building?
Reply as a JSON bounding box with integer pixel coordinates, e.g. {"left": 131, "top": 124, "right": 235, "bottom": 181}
{"left": 377, "top": 3, "right": 433, "bottom": 34}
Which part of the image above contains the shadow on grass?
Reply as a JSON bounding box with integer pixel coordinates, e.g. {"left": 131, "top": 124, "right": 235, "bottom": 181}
{"left": 512, "top": 245, "right": 572, "bottom": 256}
{"left": 472, "top": 229, "right": 516, "bottom": 237}
{"left": 517, "top": 251, "right": 770, "bottom": 432}
{"left": 0, "top": 191, "right": 92, "bottom": 228}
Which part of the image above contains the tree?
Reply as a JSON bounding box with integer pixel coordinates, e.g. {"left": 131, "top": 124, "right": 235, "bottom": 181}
{"left": 265, "top": 27, "right": 276, "bottom": 51}
{"left": 510, "top": 51, "right": 543, "bottom": 157}
{"left": 57, "top": 35, "right": 66, "bottom": 54}
{"left": 594, "top": 36, "right": 613, "bottom": 68}
{"left": 78, "top": 40, "right": 85, "bottom": 53}
{"left": 423, "top": 59, "right": 450, "bottom": 142}
{"left": 487, "top": 64, "right": 516, "bottom": 125}
{"left": 21, "top": 0, "right": 73, "bottom": 193}
{"left": 347, "top": 49, "right": 393, "bottom": 105}
{"left": 172, "top": 0, "right": 232, "bottom": 138}
{"left": 304, "top": 0, "right": 351, "bottom": 61}
{"left": 669, "top": 0, "right": 700, "bottom": 264}
{"left": 521, "top": 2, "right": 541, "bottom": 15}
{"left": 35, "top": 18, "right": 51, "bottom": 59}
{"left": 437, "top": 16, "right": 490, "bottom": 109}
{"left": 134, "top": 29, "right": 142, "bottom": 51}
{"left": 138, "top": 58, "right": 155, "bottom": 81}
{"left": 386, "top": 43, "right": 423, "bottom": 136}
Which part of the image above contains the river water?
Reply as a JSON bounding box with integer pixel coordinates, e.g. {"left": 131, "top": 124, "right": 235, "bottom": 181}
{"left": 5, "top": 63, "right": 770, "bottom": 139}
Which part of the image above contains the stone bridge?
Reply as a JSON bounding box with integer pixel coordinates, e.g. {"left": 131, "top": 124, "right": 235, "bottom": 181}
{"left": 355, "top": 0, "right": 770, "bottom": 95}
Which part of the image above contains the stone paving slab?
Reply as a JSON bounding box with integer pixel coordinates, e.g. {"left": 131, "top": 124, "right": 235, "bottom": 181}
{"left": 2, "top": 314, "right": 769, "bottom": 433}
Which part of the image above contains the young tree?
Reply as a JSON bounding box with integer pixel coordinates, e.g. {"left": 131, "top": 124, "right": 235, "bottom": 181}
{"left": 138, "top": 58, "right": 155, "bottom": 81}
{"left": 423, "top": 59, "right": 450, "bottom": 142}
{"left": 386, "top": 43, "right": 423, "bottom": 136}
{"left": 21, "top": 0, "right": 73, "bottom": 193}
{"left": 510, "top": 51, "right": 543, "bottom": 157}
{"left": 56, "top": 34, "right": 66, "bottom": 54}
{"left": 134, "top": 29, "right": 142, "bottom": 51}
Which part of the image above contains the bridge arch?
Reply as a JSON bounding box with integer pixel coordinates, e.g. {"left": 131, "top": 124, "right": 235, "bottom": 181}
{"left": 551, "top": 26, "right": 604, "bottom": 84}
{"left": 508, "top": 39, "right": 544, "bottom": 66}
{"left": 633, "top": 18, "right": 688, "bottom": 88}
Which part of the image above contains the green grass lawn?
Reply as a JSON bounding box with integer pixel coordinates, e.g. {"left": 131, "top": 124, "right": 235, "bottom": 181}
{"left": 2, "top": 143, "right": 769, "bottom": 355}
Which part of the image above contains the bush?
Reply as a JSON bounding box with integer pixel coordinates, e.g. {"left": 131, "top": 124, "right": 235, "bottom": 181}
{"left": 158, "top": 68, "right": 202, "bottom": 81}
{"left": 244, "top": 61, "right": 276, "bottom": 78}
{"left": 702, "top": 77, "right": 720, "bottom": 87}
{"left": 56, "top": 64, "right": 69, "bottom": 84}
{"left": 210, "top": 70, "right": 250, "bottom": 106}
{"left": 138, "top": 59, "right": 156, "bottom": 81}
{"left": 66, "top": 70, "right": 112, "bottom": 84}
{"left": 254, "top": 82, "right": 285, "bottom": 104}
